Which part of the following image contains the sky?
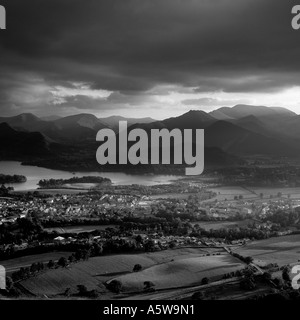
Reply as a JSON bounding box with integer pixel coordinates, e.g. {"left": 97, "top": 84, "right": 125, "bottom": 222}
{"left": 0, "top": 0, "right": 300, "bottom": 119}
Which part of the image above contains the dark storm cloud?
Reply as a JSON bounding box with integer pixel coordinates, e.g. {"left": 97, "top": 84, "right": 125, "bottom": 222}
{"left": 0, "top": 0, "right": 300, "bottom": 115}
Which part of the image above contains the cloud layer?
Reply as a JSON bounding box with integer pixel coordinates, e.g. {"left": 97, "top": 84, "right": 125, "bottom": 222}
{"left": 0, "top": 0, "right": 300, "bottom": 118}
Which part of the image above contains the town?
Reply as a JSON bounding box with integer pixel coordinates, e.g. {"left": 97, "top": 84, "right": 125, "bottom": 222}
{"left": 0, "top": 167, "right": 300, "bottom": 300}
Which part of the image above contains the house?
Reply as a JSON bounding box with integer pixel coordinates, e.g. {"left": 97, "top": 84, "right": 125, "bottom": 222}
{"left": 54, "top": 236, "right": 66, "bottom": 244}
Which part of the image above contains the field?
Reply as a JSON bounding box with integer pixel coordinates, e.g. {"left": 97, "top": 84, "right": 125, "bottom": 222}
{"left": 14, "top": 189, "right": 89, "bottom": 195}
{"left": 62, "top": 183, "right": 99, "bottom": 189}
{"left": 149, "top": 192, "right": 196, "bottom": 200}
{"left": 1, "top": 252, "right": 72, "bottom": 274}
{"left": 207, "top": 186, "right": 257, "bottom": 201}
{"left": 208, "top": 186, "right": 300, "bottom": 201}
{"left": 44, "top": 225, "right": 118, "bottom": 234}
{"left": 109, "top": 254, "right": 245, "bottom": 293}
{"left": 251, "top": 187, "right": 300, "bottom": 199}
{"left": 19, "top": 248, "right": 230, "bottom": 297}
{"left": 233, "top": 234, "right": 300, "bottom": 267}
{"left": 193, "top": 219, "right": 256, "bottom": 231}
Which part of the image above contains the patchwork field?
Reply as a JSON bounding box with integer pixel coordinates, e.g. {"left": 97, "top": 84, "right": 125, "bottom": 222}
{"left": 208, "top": 186, "right": 257, "bottom": 201}
{"left": 149, "top": 192, "right": 195, "bottom": 200}
{"left": 109, "top": 254, "right": 245, "bottom": 293}
{"left": 44, "top": 225, "right": 118, "bottom": 234}
{"left": 251, "top": 187, "right": 300, "bottom": 199}
{"left": 19, "top": 248, "right": 228, "bottom": 297}
{"left": 208, "top": 186, "right": 300, "bottom": 201}
{"left": 194, "top": 219, "right": 256, "bottom": 231}
{"left": 1, "top": 252, "right": 72, "bottom": 274}
{"left": 233, "top": 234, "right": 300, "bottom": 267}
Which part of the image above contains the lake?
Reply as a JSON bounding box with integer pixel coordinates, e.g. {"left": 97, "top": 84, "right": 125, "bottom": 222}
{"left": 0, "top": 161, "right": 181, "bottom": 191}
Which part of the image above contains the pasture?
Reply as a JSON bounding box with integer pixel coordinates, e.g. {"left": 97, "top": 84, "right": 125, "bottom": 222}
{"left": 44, "top": 225, "right": 118, "bottom": 234}
{"left": 1, "top": 252, "right": 72, "bottom": 274}
{"left": 251, "top": 187, "right": 300, "bottom": 199}
{"left": 207, "top": 186, "right": 256, "bottom": 201}
{"left": 19, "top": 248, "right": 229, "bottom": 297}
{"left": 193, "top": 219, "right": 256, "bottom": 231}
{"left": 109, "top": 254, "right": 245, "bottom": 293}
{"left": 233, "top": 234, "right": 300, "bottom": 267}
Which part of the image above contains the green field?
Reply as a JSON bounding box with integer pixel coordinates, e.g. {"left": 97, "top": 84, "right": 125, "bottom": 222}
{"left": 109, "top": 254, "right": 245, "bottom": 293}
{"left": 192, "top": 219, "right": 256, "bottom": 231}
{"left": 207, "top": 186, "right": 257, "bottom": 201}
{"left": 208, "top": 186, "right": 300, "bottom": 201}
{"left": 150, "top": 193, "right": 196, "bottom": 200}
{"left": 19, "top": 248, "right": 228, "bottom": 297}
{"left": 1, "top": 252, "right": 72, "bottom": 274}
{"left": 44, "top": 225, "right": 118, "bottom": 234}
{"left": 233, "top": 234, "right": 300, "bottom": 267}
{"left": 251, "top": 187, "right": 300, "bottom": 199}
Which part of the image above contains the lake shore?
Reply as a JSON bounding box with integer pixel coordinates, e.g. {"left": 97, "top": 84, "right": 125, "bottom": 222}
{"left": 0, "top": 161, "right": 182, "bottom": 191}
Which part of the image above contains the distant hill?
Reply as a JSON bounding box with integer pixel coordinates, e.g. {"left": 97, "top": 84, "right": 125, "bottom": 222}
{"left": 100, "top": 116, "right": 155, "bottom": 132}
{"left": 210, "top": 104, "right": 296, "bottom": 120}
{"left": 232, "top": 115, "right": 270, "bottom": 136}
{"left": 0, "top": 113, "right": 44, "bottom": 131}
{"left": 205, "top": 120, "right": 299, "bottom": 156}
{"left": 40, "top": 115, "right": 62, "bottom": 121}
{"left": 128, "top": 110, "right": 300, "bottom": 157}
{"left": 0, "top": 123, "right": 52, "bottom": 158}
{"left": 2, "top": 105, "right": 300, "bottom": 173}
{"left": 162, "top": 110, "right": 216, "bottom": 129}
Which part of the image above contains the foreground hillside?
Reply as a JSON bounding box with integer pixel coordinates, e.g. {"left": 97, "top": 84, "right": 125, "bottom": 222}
{"left": 18, "top": 248, "right": 234, "bottom": 298}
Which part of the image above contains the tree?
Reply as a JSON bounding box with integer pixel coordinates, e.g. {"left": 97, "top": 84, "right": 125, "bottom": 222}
{"left": 262, "top": 272, "right": 272, "bottom": 282}
{"left": 77, "top": 285, "right": 88, "bottom": 296}
{"left": 92, "top": 243, "right": 103, "bottom": 256}
{"left": 87, "top": 289, "right": 99, "bottom": 298}
{"left": 47, "top": 260, "right": 55, "bottom": 269}
{"left": 133, "top": 264, "right": 142, "bottom": 272}
{"left": 107, "top": 280, "right": 122, "bottom": 294}
{"left": 30, "top": 263, "right": 38, "bottom": 274}
{"left": 144, "top": 281, "right": 155, "bottom": 292}
{"left": 58, "top": 257, "right": 68, "bottom": 268}
{"left": 244, "top": 256, "right": 253, "bottom": 264}
{"left": 201, "top": 277, "right": 209, "bottom": 285}
{"left": 282, "top": 266, "right": 291, "bottom": 282}
{"left": 6, "top": 276, "right": 14, "bottom": 291}
{"left": 240, "top": 277, "right": 256, "bottom": 290}
{"left": 135, "top": 235, "right": 143, "bottom": 244}
{"left": 144, "top": 239, "right": 155, "bottom": 252}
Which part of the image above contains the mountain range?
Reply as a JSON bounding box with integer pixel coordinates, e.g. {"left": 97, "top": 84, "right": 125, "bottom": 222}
{"left": 1, "top": 104, "right": 300, "bottom": 173}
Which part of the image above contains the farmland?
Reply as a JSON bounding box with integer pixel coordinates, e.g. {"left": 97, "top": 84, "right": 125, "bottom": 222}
{"left": 44, "top": 225, "right": 119, "bottom": 234}
{"left": 232, "top": 234, "right": 300, "bottom": 267}
{"left": 208, "top": 186, "right": 300, "bottom": 201}
{"left": 251, "top": 187, "right": 300, "bottom": 199}
{"left": 109, "top": 254, "right": 245, "bottom": 293}
{"left": 150, "top": 193, "right": 196, "bottom": 200}
{"left": 193, "top": 219, "right": 257, "bottom": 231}
{"left": 1, "top": 252, "right": 72, "bottom": 274}
{"left": 207, "top": 186, "right": 256, "bottom": 201}
{"left": 18, "top": 248, "right": 232, "bottom": 298}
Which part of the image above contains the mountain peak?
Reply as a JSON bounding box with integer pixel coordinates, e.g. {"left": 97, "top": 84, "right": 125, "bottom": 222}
{"left": 210, "top": 104, "right": 296, "bottom": 120}
{"left": 16, "top": 113, "right": 41, "bottom": 122}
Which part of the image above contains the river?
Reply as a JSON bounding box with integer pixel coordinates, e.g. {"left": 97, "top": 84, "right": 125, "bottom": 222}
{"left": 0, "top": 161, "right": 181, "bottom": 191}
